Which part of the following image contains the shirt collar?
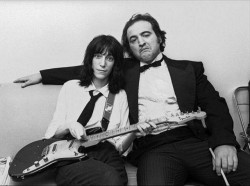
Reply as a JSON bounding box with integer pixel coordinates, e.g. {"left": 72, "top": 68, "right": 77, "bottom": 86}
{"left": 84, "top": 82, "right": 109, "bottom": 98}
{"left": 140, "top": 53, "right": 163, "bottom": 67}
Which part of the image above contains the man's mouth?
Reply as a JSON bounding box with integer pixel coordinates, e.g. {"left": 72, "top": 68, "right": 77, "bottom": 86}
{"left": 140, "top": 48, "right": 150, "bottom": 53}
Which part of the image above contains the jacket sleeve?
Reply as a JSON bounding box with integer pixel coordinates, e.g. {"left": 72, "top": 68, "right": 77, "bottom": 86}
{"left": 193, "top": 62, "right": 239, "bottom": 149}
{"left": 40, "top": 65, "right": 82, "bottom": 85}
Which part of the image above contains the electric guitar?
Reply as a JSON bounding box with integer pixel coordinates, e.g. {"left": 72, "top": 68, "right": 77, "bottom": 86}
{"left": 9, "top": 111, "right": 206, "bottom": 179}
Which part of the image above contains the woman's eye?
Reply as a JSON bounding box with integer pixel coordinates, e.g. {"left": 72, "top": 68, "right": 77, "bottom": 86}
{"left": 94, "top": 54, "right": 103, "bottom": 58}
{"left": 106, "top": 56, "right": 114, "bottom": 62}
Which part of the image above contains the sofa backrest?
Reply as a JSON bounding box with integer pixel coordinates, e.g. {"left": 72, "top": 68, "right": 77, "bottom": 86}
{"left": 0, "top": 83, "right": 62, "bottom": 157}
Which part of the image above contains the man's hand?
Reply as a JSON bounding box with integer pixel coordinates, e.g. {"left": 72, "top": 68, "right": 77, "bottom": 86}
{"left": 135, "top": 118, "right": 161, "bottom": 137}
{"left": 13, "top": 73, "right": 42, "bottom": 88}
{"left": 213, "top": 145, "right": 238, "bottom": 176}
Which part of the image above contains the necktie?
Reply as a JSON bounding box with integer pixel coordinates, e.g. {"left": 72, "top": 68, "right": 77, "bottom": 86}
{"left": 139, "top": 57, "right": 164, "bottom": 73}
{"left": 77, "top": 90, "right": 102, "bottom": 127}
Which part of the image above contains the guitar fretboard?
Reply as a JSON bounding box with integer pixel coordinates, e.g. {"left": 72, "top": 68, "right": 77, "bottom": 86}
{"left": 86, "top": 118, "right": 167, "bottom": 142}
{"left": 84, "top": 111, "right": 206, "bottom": 142}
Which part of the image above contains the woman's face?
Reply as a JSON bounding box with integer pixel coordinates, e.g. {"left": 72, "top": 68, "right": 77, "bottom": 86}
{"left": 92, "top": 52, "right": 114, "bottom": 85}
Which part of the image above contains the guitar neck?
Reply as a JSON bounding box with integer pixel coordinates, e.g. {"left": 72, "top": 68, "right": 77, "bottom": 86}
{"left": 86, "top": 119, "right": 167, "bottom": 142}
{"left": 84, "top": 111, "right": 206, "bottom": 142}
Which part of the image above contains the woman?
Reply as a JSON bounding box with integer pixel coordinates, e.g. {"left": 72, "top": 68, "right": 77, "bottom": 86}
{"left": 44, "top": 35, "right": 136, "bottom": 186}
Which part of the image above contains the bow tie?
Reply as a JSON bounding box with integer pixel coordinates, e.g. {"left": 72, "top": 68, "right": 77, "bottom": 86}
{"left": 139, "top": 57, "right": 164, "bottom": 73}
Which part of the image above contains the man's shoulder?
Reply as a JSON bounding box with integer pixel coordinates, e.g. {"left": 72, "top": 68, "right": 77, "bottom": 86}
{"left": 165, "top": 56, "right": 204, "bottom": 69}
{"left": 123, "top": 56, "right": 204, "bottom": 70}
{"left": 123, "top": 58, "right": 139, "bottom": 71}
{"left": 124, "top": 58, "right": 138, "bottom": 65}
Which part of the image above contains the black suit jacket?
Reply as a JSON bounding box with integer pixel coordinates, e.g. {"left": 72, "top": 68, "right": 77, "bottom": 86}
{"left": 41, "top": 55, "right": 239, "bottom": 149}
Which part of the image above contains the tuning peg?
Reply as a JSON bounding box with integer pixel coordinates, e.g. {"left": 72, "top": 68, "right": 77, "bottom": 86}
{"left": 34, "top": 161, "right": 40, "bottom": 167}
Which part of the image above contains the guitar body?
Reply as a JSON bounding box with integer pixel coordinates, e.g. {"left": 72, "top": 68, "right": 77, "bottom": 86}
{"left": 8, "top": 138, "right": 97, "bottom": 179}
{"left": 8, "top": 111, "right": 206, "bottom": 179}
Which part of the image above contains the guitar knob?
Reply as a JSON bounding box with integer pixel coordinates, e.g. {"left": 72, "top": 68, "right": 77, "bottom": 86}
{"left": 34, "top": 161, "right": 40, "bottom": 167}
{"left": 43, "top": 157, "right": 48, "bottom": 162}
{"left": 78, "top": 146, "right": 85, "bottom": 153}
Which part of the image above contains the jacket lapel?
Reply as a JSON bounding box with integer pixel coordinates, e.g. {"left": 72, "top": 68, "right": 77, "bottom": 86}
{"left": 164, "top": 56, "right": 196, "bottom": 112}
{"left": 124, "top": 60, "right": 140, "bottom": 124}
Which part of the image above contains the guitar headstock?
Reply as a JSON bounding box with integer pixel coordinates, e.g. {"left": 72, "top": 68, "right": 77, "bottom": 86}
{"left": 167, "top": 111, "right": 207, "bottom": 125}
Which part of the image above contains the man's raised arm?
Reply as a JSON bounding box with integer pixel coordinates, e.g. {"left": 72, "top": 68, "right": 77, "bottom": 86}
{"left": 14, "top": 65, "right": 82, "bottom": 88}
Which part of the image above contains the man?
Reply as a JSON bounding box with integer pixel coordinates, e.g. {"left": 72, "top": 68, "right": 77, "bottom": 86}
{"left": 15, "top": 13, "right": 250, "bottom": 186}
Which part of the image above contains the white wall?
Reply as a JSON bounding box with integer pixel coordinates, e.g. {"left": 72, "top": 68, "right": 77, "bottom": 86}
{"left": 0, "top": 0, "right": 249, "bottom": 142}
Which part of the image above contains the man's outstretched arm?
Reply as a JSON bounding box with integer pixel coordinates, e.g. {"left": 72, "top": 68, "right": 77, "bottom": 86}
{"left": 14, "top": 65, "right": 82, "bottom": 88}
{"left": 14, "top": 73, "right": 42, "bottom": 88}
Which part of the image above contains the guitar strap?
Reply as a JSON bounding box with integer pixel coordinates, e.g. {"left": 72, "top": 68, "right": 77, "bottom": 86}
{"left": 53, "top": 93, "right": 115, "bottom": 168}
{"left": 101, "top": 92, "right": 115, "bottom": 131}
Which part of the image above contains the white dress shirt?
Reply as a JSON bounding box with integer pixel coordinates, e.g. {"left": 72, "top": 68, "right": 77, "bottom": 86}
{"left": 44, "top": 80, "right": 130, "bottom": 154}
{"left": 139, "top": 53, "right": 184, "bottom": 134}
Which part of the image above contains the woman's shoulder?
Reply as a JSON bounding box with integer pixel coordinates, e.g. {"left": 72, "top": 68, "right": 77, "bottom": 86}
{"left": 115, "top": 89, "right": 128, "bottom": 100}
{"left": 62, "top": 79, "right": 81, "bottom": 90}
{"left": 63, "top": 79, "right": 81, "bottom": 86}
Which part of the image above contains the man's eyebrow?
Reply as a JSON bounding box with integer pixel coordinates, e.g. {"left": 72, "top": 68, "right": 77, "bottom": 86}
{"left": 129, "top": 31, "right": 151, "bottom": 40}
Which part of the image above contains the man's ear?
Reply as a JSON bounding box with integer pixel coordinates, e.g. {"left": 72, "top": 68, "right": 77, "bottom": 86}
{"left": 158, "top": 37, "right": 165, "bottom": 48}
{"left": 158, "top": 37, "right": 162, "bottom": 44}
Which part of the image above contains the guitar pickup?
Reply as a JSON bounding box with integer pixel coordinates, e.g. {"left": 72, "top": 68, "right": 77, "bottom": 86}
{"left": 41, "top": 146, "right": 50, "bottom": 157}
{"left": 86, "top": 127, "right": 102, "bottom": 135}
{"left": 52, "top": 144, "right": 57, "bottom": 153}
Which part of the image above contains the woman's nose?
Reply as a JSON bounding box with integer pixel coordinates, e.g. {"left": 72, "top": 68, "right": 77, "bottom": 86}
{"left": 99, "top": 57, "right": 106, "bottom": 67}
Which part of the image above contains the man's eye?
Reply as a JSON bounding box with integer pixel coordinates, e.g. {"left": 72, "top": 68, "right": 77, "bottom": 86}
{"left": 129, "top": 38, "right": 136, "bottom": 43}
{"left": 143, "top": 33, "right": 150, "bottom": 37}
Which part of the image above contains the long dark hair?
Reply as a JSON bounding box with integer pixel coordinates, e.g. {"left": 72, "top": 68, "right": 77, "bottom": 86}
{"left": 122, "top": 13, "right": 166, "bottom": 58}
{"left": 79, "top": 35, "right": 124, "bottom": 94}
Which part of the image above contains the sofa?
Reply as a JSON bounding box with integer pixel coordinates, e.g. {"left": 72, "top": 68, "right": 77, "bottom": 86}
{"left": 0, "top": 83, "right": 202, "bottom": 186}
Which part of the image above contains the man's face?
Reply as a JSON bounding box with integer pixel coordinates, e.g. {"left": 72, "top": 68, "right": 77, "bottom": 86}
{"left": 127, "top": 20, "right": 162, "bottom": 64}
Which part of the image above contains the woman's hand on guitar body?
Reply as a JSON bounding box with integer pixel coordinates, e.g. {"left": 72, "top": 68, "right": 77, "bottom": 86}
{"left": 67, "top": 122, "right": 87, "bottom": 140}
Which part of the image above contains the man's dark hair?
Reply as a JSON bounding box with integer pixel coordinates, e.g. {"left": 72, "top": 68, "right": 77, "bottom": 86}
{"left": 79, "top": 35, "right": 124, "bottom": 94}
{"left": 121, "top": 13, "right": 166, "bottom": 58}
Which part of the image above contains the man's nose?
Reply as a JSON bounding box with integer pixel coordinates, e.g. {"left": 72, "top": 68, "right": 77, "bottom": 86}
{"left": 138, "top": 37, "right": 145, "bottom": 47}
